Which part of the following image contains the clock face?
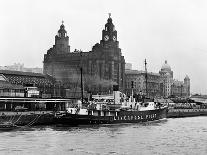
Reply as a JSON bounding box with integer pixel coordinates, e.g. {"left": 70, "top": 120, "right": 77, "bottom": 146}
{"left": 104, "top": 35, "right": 109, "bottom": 41}
{"left": 113, "top": 36, "right": 116, "bottom": 41}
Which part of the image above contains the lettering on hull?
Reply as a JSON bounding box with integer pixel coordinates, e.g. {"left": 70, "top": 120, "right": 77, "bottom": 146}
{"left": 113, "top": 113, "right": 157, "bottom": 121}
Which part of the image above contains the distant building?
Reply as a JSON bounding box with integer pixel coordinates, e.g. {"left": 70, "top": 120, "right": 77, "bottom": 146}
{"left": 0, "top": 70, "right": 61, "bottom": 98}
{"left": 0, "top": 63, "right": 43, "bottom": 74}
{"left": 125, "top": 60, "right": 190, "bottom": 98}
{"left": 43, "top": 15, "right": 125, "bottom": 94}
{"left": 159, "top": 60, "right": 190, "bottom": 98}
{"left": 171, "top": 75, "right": 190, "bottom": 97}
{"left": 125, "top": 63, "right": 132, "bottom": 70}
{"left": 23, "top": 67, "right": 43, "bottom": 74}
{"left": 125, "top": 70, "right": 161, "bottom": 98}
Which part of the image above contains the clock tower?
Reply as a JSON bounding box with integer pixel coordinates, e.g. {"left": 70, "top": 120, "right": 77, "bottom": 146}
{"left": 88, "top": 14, "right": 125, "bottom": 92}
{"left": 100, "top": 13, "right": 119, "bottom": 48}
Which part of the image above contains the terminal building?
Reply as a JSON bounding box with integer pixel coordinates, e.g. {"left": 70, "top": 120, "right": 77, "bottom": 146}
{"left": 0, "top": 70, "right": 62, "bottom": 98}
{"left": 43, "top": 15, "right": 125, "bottom": 94}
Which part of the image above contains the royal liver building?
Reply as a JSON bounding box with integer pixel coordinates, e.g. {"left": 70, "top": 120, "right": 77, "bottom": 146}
{"left": 43, "top": 15, "right": 125, "bottom": 94}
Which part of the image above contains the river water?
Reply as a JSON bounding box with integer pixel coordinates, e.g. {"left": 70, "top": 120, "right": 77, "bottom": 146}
{"left": 0, "top": 117, "right": 207, "bottom": 155}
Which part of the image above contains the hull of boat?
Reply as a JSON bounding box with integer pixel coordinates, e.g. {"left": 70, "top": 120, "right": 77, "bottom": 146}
{"left": 0, "top": 112, "right": 55, "bottom": 126}
{"left": 54, "top": 107, "right": 168, "bottom": 126}
{"left": 0, "top": 126, "right": 19, "bottom": 131}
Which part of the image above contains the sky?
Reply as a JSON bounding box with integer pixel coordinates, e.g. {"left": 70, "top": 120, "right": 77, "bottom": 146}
{"left": 0, "top": 0, "right": 207, "bottom": 94}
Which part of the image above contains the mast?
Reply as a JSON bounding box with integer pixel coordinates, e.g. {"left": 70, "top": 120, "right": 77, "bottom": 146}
{"left": 144, "top": 59, "right": 148, "bottom": 97}
{"left": 80, "top": 51, "right": 84, "bottom": 104}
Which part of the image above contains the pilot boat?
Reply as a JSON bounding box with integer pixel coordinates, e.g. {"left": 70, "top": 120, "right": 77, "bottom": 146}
{"left": 54, "top": 59, "right": 168, "bottom": 126}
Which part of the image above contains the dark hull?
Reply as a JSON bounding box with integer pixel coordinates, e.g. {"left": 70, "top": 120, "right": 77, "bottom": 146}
{"left": 0, "top": 124, "right": 19, "bottom": 131}
{"left": 54, "top": 107, "right": 168, "bottom": 126}
{"left": 0, "top": 113, "right": 55, "bottom": 126}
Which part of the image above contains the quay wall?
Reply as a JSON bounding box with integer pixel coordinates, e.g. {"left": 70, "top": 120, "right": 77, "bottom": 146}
{"left": 167, "top": 109, "right": 207, "bottom": 118}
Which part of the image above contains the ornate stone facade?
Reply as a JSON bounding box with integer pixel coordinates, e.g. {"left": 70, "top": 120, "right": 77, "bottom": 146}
{"left": 159, "top": 60, "right": 190, "bottom": 98}
{"left": 125, "top": 60, "right": 191, "bottom": 98}
{"left": 43, "top": 16, "right": 125, "bottom": 94}
{"left": 125, "top": 70, "right": 161, "bottom": 98}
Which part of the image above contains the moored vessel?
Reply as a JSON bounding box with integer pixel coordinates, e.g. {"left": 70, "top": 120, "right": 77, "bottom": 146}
{"left": 54, "top": 97, "right": 168, "bottom": 126}
{"left": 54, "top": 59, "right": 168, "bottom": 126}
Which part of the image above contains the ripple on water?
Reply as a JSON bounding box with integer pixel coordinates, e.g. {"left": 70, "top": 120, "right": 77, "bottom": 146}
{"left": 0, "top": 117, "right": 207, "bottom": 155}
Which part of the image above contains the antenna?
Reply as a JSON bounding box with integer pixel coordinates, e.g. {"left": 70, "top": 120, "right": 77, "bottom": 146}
{"left": 80, "top": 51, "right": 84, "bottom": 105}
{"left": 144, "top": 59, "right": 148, "bottom": 97}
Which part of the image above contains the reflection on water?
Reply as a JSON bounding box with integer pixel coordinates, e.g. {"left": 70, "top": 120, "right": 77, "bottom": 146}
{"left": 0, "top": 117, "right": 207, "bottom": 155}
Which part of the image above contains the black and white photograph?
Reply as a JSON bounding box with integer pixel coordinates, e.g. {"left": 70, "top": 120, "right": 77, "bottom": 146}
{"left": 0, "top": 0, "right": 207, "bottom": 154}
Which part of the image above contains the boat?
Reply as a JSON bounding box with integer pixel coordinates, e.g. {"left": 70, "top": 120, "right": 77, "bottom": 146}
{"left": 54, "top": 98, "right": 167, "bottom": 126}
{"left": 0, "top": 122, "right": 19, "bottom": 131}
{"left": 54, "top": 58, "right": 168, "bottom": 126}
{"left": 0, "top": 97, "right": 72, "bottom": 126}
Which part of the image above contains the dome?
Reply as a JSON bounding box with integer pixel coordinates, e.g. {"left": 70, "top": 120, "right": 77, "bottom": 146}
{"left": 164, "top": 72, "right": 171, "bottom": 77}
{"left": 161, "top": 60, "right": 171, "bottom": 71}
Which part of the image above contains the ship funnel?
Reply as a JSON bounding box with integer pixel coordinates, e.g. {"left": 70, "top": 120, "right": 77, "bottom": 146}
{"left": 113, "top": 85, "right": 120, "bottom": 104}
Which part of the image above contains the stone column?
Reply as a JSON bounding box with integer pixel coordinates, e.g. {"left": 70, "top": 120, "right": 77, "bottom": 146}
{"left": 96, "top": 60, "right": 99, "bottom": 77}
{"left": 101, "top": 60, "right": 105, "bottom": 79}
{"left": 111, "top": 61, "right": 114, "bottom": 81}
{"left": 88, "top": 60, "right": 92, "bottom": 75}
{"left": 118, "top": 62, "right": 121, "bottom": 88}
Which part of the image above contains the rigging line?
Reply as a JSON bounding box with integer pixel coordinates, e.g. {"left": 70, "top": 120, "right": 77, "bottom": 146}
{"left": 26, "top": 114, "right": 41, "bottom": 127}
{"left": 10, "top": 114, "right": 17, "bottom": 123}
{"left": 12, "top": 113, "right": 23, "bottom": 124}
{"left": 7, "top": 113, "right": 16, "bottom": 123}
{"left": 22, "top": 114, "right": 41, "bottom": 127}
{"left": 5, "top": 114, "right": 14, "bottom": 123}
{"left": 7, "top": 115, "right": 12, "bottom": 122}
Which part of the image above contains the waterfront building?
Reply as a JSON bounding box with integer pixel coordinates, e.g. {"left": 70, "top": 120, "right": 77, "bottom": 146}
{"left": 0, "top": 63, "right": 43, "bottom": 73}
{"left": 159, "top": 60, "right": 173, "bottom": 97}
{"left": 0, "top": 74, "right": 24, "bottom": 97}
{"left": 43, "top": 15, "right": 125, "bottom": 94}
{"left": 0, "top": 70, "right": 61, "bottom": 98}
{"left": 159, "top": 60, "right": 173, "bottom": 78}
{"left": 125, "top": 69, "right": 161, "bottom": 98}
{"left": 183, "top": 75, "right": 190, "bottom": 97}
{"left": 171, "top": 75, "right": 190, "bottom": 97}
{"left": 125, "top": 61, "right": 191, "bottom": 98}
{"left": 159, "top": 60, "right": 190, "bottom": 98}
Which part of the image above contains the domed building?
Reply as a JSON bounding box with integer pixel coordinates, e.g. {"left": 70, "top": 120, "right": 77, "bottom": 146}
{"left": 43, "top": 15, "right": 125, "bottom": 95}
{"left": 159, "top": 60, "right": 190, "bottom": 98}
{"left": 159, "top": 60, "right": 173, "bottom": 78}
{"left": 159, "top": 60, "right": 173, "bottom": 97}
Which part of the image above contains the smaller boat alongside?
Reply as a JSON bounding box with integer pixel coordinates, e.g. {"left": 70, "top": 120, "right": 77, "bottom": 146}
{"left": 0, "top": 122, "right": 19, "bottom": 131}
